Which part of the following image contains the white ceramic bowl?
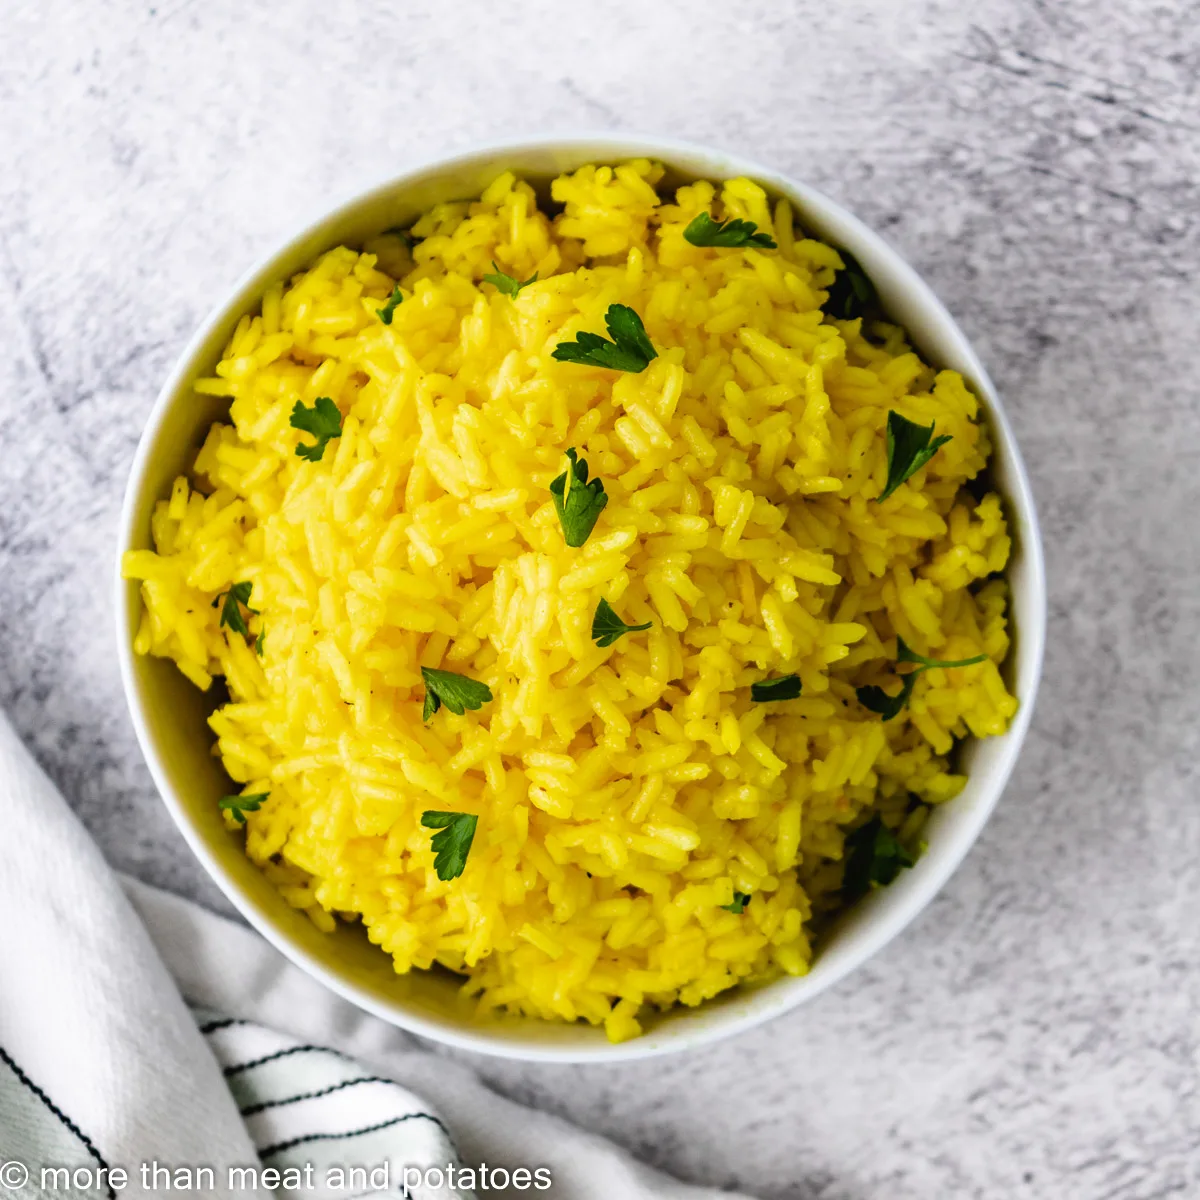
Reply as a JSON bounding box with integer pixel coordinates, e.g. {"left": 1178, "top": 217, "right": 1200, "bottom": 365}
{"left": 116, "top": 134, "right": 1046, "bottom": 1062}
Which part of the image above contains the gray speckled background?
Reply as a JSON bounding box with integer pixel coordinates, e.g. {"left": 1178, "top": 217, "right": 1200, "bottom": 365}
{"left": 2, "top": 1, "right": 1198, "bottom": 1196}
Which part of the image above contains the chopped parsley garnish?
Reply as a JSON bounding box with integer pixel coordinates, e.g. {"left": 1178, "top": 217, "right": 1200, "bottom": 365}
{"left": 896, "top": 637, "right": 988, "bottom": 673}
{"left": 377, "top": 285, "right": 404, "bottom": 324}
{"left": 856, "top": 636, "right": 988, "bottom": 720}
{"left": 482, "top": 260, "right": 538, "bottom": 298}
{"left": 550, "top": 448, "right": 608, "bottom": 547}
{"left": 878, "top": 411, "right": 952, "bottom": 501}
{"left": 551, "top": 304, "right": 657, "bottom": 373}
{"left": 255, "top": 629, "right": 265, "bottom": 657}
{"left": 420, "top": 810, "right": 478, "bottom": 881}
{"left": 842, "top": 815, "right": 916, "bottom": 898}
{"left": 592, "top": 597, "right": 652, "bottom": 648}
{"left": 683, "top": 212, "right": 776, "bottom": 250}
{"left": 219, "top": 792, "right": 267, "bottom": 825}
{"left": 856, "top": 674, "right": 919, "bottom": 722}
{"left": 721, "top": 892, "right": 751, "bottom": 914}
{"left": 382, "top": 225, "right": 418, "bottom": 248}
{"left": 215, "top": 581, "right": 257, "bottom": 636}
{"left": 823, "top": 249, "right": 876, "bottom": 320}
{"left": 750, "top": 674, "right": 802, "bottom": 703}
{"left": 290, "top": 397, "right": 343, "bottom": 462}
{"left": 421, "top": 666, "right": 493, "bottom": 721}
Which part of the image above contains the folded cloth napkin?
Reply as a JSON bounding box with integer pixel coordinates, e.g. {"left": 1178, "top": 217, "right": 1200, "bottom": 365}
{"left": 0, "top": 714, "right": 752, "bottom": 1200}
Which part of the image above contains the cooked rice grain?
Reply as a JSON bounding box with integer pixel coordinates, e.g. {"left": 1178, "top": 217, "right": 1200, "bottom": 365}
{"left": 125, "top": 162, "right": 1017, "bottom": 1041}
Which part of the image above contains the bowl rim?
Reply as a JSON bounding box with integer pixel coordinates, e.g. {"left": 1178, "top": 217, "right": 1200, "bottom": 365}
{"left": 115, "top": 131, "right": 1047, "bottom": 1062}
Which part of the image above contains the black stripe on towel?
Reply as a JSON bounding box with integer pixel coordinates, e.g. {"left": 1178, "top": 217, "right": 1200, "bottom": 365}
{"left": 240, "top": 1074, "right": 390, "bottom": 1116}
{"left": 257, "top": 1111, "right": 450, "bottom": 1158}
{"left": 0, "top": 1043, "right": 116, "bottom": 1200}
{"left": 223, "top": 1044, "right": 346, "bottom": 1077}
{"left": 199, "top": 1016, "right": 249, "bottom": 1035}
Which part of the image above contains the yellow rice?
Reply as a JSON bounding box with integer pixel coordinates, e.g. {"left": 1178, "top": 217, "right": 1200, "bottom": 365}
{"left": 124, "top": 161, "right": 1017, "bottom": 1042}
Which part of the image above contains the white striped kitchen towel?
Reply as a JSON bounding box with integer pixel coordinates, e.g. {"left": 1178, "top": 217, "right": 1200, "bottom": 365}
{"left": 0, "top": 713, "right": 753, "bottom": 1200}
{"left": 191, "top": 1010, "right": 467, "bottom": 1199}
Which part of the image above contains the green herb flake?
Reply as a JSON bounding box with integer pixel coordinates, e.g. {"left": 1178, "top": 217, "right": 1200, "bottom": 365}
{"left": 721, "top": 892, "right": 751, "bottom": 914}
{"left": 482, "top": 260, "right": 538, "bottom": 298}
{"left": 255, "top": 629, "right": 265, "bottom": 657}
{"left": 750, "top": 674, "right": 802, "bottom": 703}
{"left": 216, "top": 581, "right": 256, "bottom": 636}
{"left": 878, "top": 410, "right": 953, "bottom": 502}
{"left": 823, "top": 249, "right": 876, "bottom": 320}
{"left": 377, "top": 285, "right": 404, "bottom": 325}
{"left": 551, "top": 304, "right": 657, "bottom": 373}
{"left": 421, "top": 666, "right": 493, "bottom": 719}
{"left": 383, "top": 225, "right": 418, "bottom": 248}
{"left": 896, "top": 636, "right": 989, "bottom": 672}
{"left": 842, "top": 815, "right": 916, "bottom": 899}
{"left": 550, "top": 448, "right": 609, "bottom": 547}
{"left": 855, "top": 673, "right": 919, "bottom": 721}
{"left": 857, "top": 635, "right": 987, "bottom": 720}
{"left": 592, "top": 597, "right": 652, "bottom": 648}
{"left": 683, "top": 212, "right": 776, "bottom": 250}
{"left": 420, "top": 810, "right": 479, "bottom": 881}
{"left": 290, "top": 396, "right": 343, "bottom": 462}
{"left": 219, "top": 792, "right": 267, "bottom": 825}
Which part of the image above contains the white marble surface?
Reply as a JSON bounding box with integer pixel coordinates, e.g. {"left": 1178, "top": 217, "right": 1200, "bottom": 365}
{"left": 2, "top": 1, "right": 1198, "bottom": 1196}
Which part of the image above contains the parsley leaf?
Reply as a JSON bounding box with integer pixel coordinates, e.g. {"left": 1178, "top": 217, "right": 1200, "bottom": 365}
{"left": 855, "top": 673, "right": 918, "bottom": 721}
{"left": 856, "top": 635, "right": 987, "bottom": 720}
{"left": 896, "top": 636, "right": 988, "bottom": 672}
{"left": 823, "top": 249, "right": 876, "bottom": 320}
{"left": 482, "top": 260, "right": 538, "bottom": 298}
{"left": 750, "top": 674, "right": 802, "bottom": 702}
{"left": 878, "top": 411, "right": 952, "bottom": 501}
{"left": 550, "top": 448, "right": 609, "bottom": 547}
{"left": 592, "top": 597, "right": 652, "bottom": 648}
{"left": 290, "top": 397, "right": 343, "bottom": 462}
{"left": 842, "top": 815, "right": 916, "bottom": 899}
{"left": 377, "top": 285, "right": 404, "bottom": 324}
{"left": 216, "top": 581, "right": 256, "bottom": 636}
{"left": 683, "top": 212, "right": 777, "bottom": 249}
{"left": 552, "top": 304, "right": 657, "bottom": 373}
{"left": 421, "top": 667, "right": 493, "bottom": 719}
{"left": 383, "top": 225, "right": 418, "bottom": 248}
{"left": 219, "top": 792, "right": 267, "bottom": 825}
{"left": 721, "top": 892, "right": 751, "bottom": 914}
{"left": 420, "top": 810, "right": 478, "bottom": 881}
